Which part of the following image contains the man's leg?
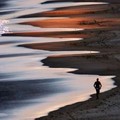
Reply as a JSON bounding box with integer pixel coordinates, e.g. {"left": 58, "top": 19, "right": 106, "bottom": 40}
{"left": 96, "top": 89, "right": 100, "bottom": 99}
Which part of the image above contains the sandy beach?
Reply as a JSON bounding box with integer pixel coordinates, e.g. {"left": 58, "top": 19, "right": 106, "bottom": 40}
{"left": 3, "top": 0, "right": 120, "bottom": 120}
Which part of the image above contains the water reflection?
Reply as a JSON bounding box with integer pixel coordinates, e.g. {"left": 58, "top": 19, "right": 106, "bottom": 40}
{"left": 0, "top": 20, "right": 9, "bottom": 35}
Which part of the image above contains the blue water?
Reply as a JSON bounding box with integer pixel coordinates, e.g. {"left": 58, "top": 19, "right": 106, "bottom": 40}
{"left": 0, "top": 0, "right": 116, "bottom": 120}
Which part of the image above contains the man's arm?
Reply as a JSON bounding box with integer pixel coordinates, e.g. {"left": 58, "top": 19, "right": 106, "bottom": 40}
{"left": 93, "top": 82, "right": 96, "bottom": 88}
{"left": 99, "top": 82, "right": 102, "bottom": 89}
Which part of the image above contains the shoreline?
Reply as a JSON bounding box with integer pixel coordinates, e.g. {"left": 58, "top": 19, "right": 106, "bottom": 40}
{"left": 32, "top": 2, "right": 120, "bottom": 120}
{"left": 3, "top": 1, "right": 120, "bottom": 120}
{"left": 35, "top": 77, "right": 119, "bottom": 120}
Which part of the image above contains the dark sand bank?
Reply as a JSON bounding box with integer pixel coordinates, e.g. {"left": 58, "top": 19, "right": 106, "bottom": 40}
{"left": 17, "top": 4, "right": 120, "bottom": 18}
{"left": 42, "top": 0, "right": 120, "bottom": 4}
{"left": 41, "top": 52, "right": 120, "bottom": 75}
{"left": 19, "top": 29, "right": 120, "bottom": 52}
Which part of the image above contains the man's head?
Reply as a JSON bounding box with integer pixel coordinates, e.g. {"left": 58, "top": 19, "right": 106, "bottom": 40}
{"left": 97, "top": 78, "right": 99, "bottom": 81}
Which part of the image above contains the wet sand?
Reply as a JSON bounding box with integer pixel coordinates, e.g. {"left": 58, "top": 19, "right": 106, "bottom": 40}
{"left": 4, "top": 1, "right": 120, "bottom": 120}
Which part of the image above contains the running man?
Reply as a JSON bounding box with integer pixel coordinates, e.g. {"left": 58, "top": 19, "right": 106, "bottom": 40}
{"left": 94, "top": 78, "right": 102, "bottom": 99}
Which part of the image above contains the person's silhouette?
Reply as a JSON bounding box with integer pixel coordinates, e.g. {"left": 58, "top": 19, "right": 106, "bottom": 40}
{"left": 94, "top": 78, "right": 102, "bottom": 99}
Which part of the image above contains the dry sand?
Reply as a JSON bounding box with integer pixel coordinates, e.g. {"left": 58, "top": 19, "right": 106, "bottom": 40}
{"left": 4, "top": 1, "right": 120, "bottom": 120}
